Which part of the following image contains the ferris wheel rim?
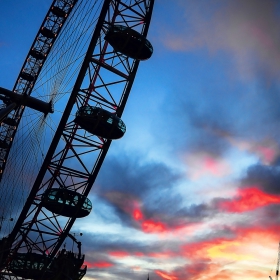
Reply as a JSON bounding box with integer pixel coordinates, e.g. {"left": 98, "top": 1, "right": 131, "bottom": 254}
{"left": 1, "top": 0, "right": 155, "bottom": 278}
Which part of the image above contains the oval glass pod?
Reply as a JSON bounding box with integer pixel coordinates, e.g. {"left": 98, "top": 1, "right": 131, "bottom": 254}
{"left": 105, "top": 25, "right": 153, "bottom": 60}
{"left": 30, "top": 49, "right": 46, "bottom": 60}
{"left": 51, "top": 249, "right": 86, "bottom": 279}
{"left": 40, "top": 27, "right": 56, "bottom": 38}
{"left": 41, "top": 188, "right": 92, "bottom": 218}
{"left": 51, "top": 6, "right": 67, "bottom": 18}
{"left": 10, "top": 253, "right": 52, "bottom": 279}
{"left": 75, "top": 106, "right": 126, "bottom": 140}
{"left": 2, "top": 117, "right": 17, "bottom": 126}
{"left": 20, "top": 71, "right": 34, "bottom": 82}
{"left": 0, "top": 140, "right": 9, "bottom": 149}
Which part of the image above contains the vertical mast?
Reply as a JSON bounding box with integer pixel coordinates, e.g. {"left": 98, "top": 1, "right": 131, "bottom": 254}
{"left": 276, "top": 242, "right": 280, "bottom": 280}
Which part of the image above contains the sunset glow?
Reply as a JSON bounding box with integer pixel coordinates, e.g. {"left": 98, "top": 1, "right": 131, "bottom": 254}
{"left": 218, "top": 187, "right": 280, "bottom": 212}
{"left": 2, "top": 1, "right": 280, "bottom": 280}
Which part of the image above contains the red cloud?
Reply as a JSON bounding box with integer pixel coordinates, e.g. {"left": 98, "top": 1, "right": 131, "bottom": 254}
{"left": 103, "top": 191, "right": 186, "bottom": 234}
{"left": 108, "top": 250, "right": 147, "bottom": 259}
{"left": 133, "top": 209, "right": 143, "bottom": 220}
{"left": 134, "top": 252, "right": 145, "bottom": 257}
{"left": 217, "top": 186, "right": 280, "bottom": 212}
{"left": 109, "top": 251, "right": 129, "bottom": 258}
{"left": 156, "top": 270, "right": 178, "bottom": 280}
{"left": 148, "top": 251, "right": 175, "bottom": 259}
{"left": 111, "top": 195, "right": 170, "bottom": 234}
{"left": 255, "top": 145, "right": 277, "bottom": 164}
{"left": 184, "top": 153, "right": 230, "bottom": 180}
{"left": 142, "top": 220, "right": 167, "bottom": 233}
{"left": 84, "top": 261, "right": 114, "bottom": 268}
{"left": 155, "top": 261, "right": 219, "bottom": 280}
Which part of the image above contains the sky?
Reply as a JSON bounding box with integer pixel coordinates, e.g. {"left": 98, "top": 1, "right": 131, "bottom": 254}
{"left": 1, "top": 0, "right": 280, "bottom": 279}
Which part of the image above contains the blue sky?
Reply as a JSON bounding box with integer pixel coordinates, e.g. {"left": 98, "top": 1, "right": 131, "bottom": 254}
{"left": 1, "top": 0, "right": 280, "bottom": 280}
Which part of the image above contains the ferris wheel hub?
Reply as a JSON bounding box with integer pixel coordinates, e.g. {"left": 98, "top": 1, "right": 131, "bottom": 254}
{"left": 0, "top": 87, "right": 54, "bottom": 115}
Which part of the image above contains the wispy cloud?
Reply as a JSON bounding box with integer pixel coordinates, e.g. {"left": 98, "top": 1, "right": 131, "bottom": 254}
{"left": 161, "top": 0, "right": 280, "bottom": 80}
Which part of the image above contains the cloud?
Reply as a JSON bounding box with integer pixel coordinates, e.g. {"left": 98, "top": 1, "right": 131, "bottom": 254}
{"left": 182, "top": 152, "right": 231, "bottom": 180}
{"left": 243, "top": 164, "right": 280, "bottom": 194}
{"left": 161, "top": 0, "right": 280, "bottom": 80}
{"left": 96, "top": 154, "right": 181, "bottom": 198}
{"left": 153, "top": 82, "right": 280, "bottom": 166}
{"left": 96, "top": 188, "right": 213, "bottom": 233}
{"left": 91, "top": 152, "right": 280, "bottom": 237}
{"left": 79, "top": 231, "right": 179, "bottom": 257}
{"left": 85, "top": 260, "right": 114, "bottom": 269}
{"left": 77, "top": 191, "right": 280, "bottom": 279}
{"left": 94, "top": 154, "right": 198, "bottom": 230}
{"left": 156, "top": 259, "right": 224, "bottom": 280}
{"left": 214, "top": 187, "right": 280, "bottom": 213}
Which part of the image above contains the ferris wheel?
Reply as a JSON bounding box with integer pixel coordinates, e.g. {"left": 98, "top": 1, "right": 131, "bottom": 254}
{"left": 0, "top": 0, "right": 154, "bottom": 279}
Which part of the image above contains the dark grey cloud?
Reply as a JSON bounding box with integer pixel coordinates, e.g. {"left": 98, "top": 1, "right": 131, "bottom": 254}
{"left": 256, "top": 204, "right": 280, "bottom": 227}
{"left": 80, "top": 232, "right": 180, "bottom": 256}
{"left": 87, "top": 267, "right": 158, "bottom": 280}
{"left": 144, "top": 197, "right": 217, "bottom": 228}
{"left": 148, "top": 0, "right": 280, "bottom": 161}
{"left": 92, "top": 153, "right": 225, "bottom": 231}
{"left": 78, "top": 232, "right": 183, "bottom": 280}
{"left": 96, "top": 154, "right": 181, "bottom": 198}
{"left": 94, "top": 154, "right": 184, "bottom": 225}
{"left": 166, "top": 259, "right": 213, "bottom": 280}
{"left": 242, "top": 163, "right": 280, "bottom": 194}
{"left": 161, "top": 0, "right": 280, "bottom": 81}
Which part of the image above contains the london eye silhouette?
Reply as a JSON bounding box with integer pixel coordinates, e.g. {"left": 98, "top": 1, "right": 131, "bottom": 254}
{"left": 0, "top": 0, "right": 154, "bottom": 279}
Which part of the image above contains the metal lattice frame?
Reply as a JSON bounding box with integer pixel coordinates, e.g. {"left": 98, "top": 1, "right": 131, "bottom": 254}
{"left": 0, "top": 0, "right": 78, "bottom": 181}
{"left": 1, "top": 0, "right": 154, "bottom": 276}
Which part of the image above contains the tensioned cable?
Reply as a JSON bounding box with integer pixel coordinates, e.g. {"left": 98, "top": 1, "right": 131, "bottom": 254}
{"left": 1, "top": 0, "right": 137, "bottom": 237}
{"left": 0, "top": 0, "right": 103, "bottom": 237}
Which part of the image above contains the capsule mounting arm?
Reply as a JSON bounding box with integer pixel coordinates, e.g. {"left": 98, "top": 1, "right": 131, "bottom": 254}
{"left": 0, "top": 87, "right": 54, "bottom": 116}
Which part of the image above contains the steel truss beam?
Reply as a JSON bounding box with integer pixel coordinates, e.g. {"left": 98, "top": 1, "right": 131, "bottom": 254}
{"left": 1, "top": 0, "right": 154, "bottom": 278}
{"left": 0, "top": 0, "right": 78, "bottom": 181}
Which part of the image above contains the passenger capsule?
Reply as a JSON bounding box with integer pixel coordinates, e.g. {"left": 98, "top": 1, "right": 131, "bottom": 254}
{"left": 10, "top": 253, "right": 52, "bottom": 279}
{"left": 41, "top": 188, "right": 92, "bottom": 218}
{"left": 75, "top": 106, "right": 126, "bottom": 140}
{"left": 51, "top": 6, "right": 67, "bottom": 17}
{"left": 41, "top": 27, "right": 56, "bottom": 38}
{"left": 52, "top": 249, "right": 86, "bottom": 278}
{"left": 105, "top": 25, "right": 153, "bottom": 60}
{"left": 20, "top": 71, "right": 34, "bottom": 82}
{"left": 0, "top": 236, "right": 11, "bottom": 267}
{"left": 30, "top": 49, "right": 46, "bottom": 60}
{"left": 2, "top": 117, "right": 17, "bottom": 126}
{"left": 0, "top": 140, "right": 9, "bottom": 149}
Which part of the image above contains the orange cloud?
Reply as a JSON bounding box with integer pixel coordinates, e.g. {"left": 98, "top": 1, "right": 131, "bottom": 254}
{"left": 179, "top": 224, "right": 280, "bottom": 264}
{"left": 141, "top": 224, "right": 280, "bottom": 280}
{"left": 181, "top": 237, "right": 246, "bottom": 261}
{"left": 206, "top": 240, "right": 252, "bottom": 261}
